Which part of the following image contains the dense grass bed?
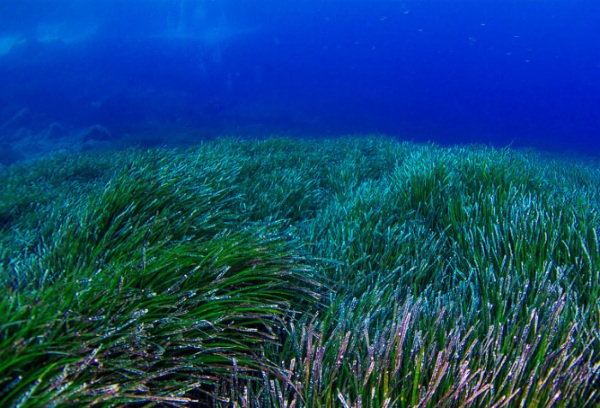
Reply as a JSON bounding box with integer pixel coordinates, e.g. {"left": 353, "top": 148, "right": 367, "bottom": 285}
{"left": 1, "top": 136, "right": 599, "bottom": 407}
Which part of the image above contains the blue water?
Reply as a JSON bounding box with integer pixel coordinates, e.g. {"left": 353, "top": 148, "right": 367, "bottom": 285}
{"left": 1, "top": 0, "right": 599, "bottom": 164}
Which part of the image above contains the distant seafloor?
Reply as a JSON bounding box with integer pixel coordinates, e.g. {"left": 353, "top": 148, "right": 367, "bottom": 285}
{"left": 1, "top": 0, "right": 599, "bottom": 165}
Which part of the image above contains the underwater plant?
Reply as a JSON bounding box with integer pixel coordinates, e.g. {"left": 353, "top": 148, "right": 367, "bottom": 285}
{"left": 1, "top": 136, "right": 598, "bottom": 406}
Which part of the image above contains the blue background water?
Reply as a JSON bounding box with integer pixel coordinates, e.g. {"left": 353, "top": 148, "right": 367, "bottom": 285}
{"left": 1, "top": 0, "right": 599, "bottom": 163}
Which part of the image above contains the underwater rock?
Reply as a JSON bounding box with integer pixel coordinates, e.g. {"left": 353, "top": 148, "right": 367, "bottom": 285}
{"left": 0, "top": 143, "right": 25, "bottom": 166}
{"left": 46, "top": 122, "right": 68, "bottom": 139}
{"left": 81, "top": 124, "right": 112, "bottom": 142}
{"left": 0, "top": 107, "right": 32, "bottom": 133}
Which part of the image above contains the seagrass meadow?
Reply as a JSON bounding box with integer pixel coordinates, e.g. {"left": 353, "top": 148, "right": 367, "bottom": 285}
{"left": 1, "top": 136, "right": 599, "bottom": 407}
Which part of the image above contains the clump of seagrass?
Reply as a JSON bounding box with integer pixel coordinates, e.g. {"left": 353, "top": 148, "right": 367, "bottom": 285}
{"left": 0, "top": 148, "right": 318, "bottom": 406}
{"left": 1, "top": 136, "right": 599, "bottom": 407}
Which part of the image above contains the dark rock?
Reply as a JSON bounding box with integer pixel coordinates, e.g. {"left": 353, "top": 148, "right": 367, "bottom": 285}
{"left": 0, "top": 143, "right": 25, "bottom": 166}
{"left": 81, "top": 125, "right": 112, "bottom": 142}
{"left": 46, "top": 122, "right": 68, "bottom": 139}
{"left": 0, "top": 108, "right": 32, "bottom": 132}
